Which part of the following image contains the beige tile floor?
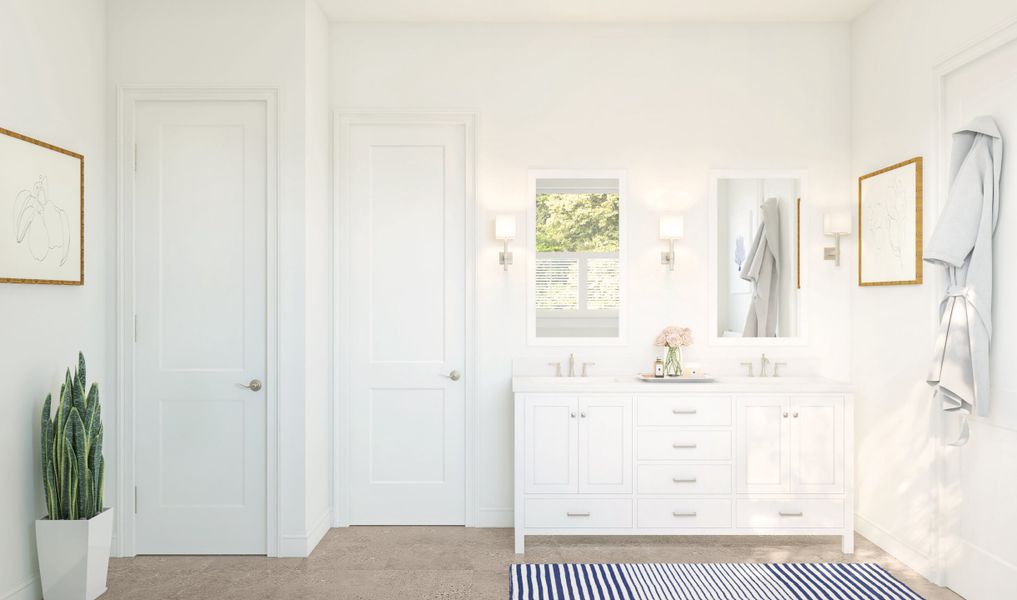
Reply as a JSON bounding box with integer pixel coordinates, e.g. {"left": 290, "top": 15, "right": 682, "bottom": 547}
{"left": 105, "top": 528, "right": 959, "bottom": 599}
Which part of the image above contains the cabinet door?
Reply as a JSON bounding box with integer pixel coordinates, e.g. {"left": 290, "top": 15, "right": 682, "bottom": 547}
{"left": 736, "top": 396, "right": 790, "bottom": 494}
{"left": 790, "top": 396, "right": 844, "bottom": 494}
{"left": 578, "top": 396, "right": 632, "bottom": 493}
{"left": 524, "top": 396, "right": 579, "bottom": 494}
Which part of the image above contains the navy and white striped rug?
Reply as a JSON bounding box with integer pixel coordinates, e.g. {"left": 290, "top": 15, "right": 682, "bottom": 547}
{"left": 509, "top": 563, "right": 924, "bottom": 599}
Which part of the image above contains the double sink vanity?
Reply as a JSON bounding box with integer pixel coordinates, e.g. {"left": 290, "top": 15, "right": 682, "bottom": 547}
{"left": 513, "top": 169, "right": 852, "bottom": 554}
{"left": 512, "top": 374, "right": 853, "bottom": 554}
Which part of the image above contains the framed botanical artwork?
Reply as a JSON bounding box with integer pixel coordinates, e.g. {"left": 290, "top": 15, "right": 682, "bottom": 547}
{"left": 858, "top": 156, "right": 923, "bottom": 286}
{"left": 0, "top": 127, "right": 84, "bottom": 285}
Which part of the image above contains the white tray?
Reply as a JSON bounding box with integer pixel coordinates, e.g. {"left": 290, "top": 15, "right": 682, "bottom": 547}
{"left": 637, "top": 374, "right": 715, "bottom": 383}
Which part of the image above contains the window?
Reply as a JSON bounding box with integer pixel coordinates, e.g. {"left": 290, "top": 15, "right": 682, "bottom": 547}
{"left": 531, "top": 180, "right": 622, "bottom": 340}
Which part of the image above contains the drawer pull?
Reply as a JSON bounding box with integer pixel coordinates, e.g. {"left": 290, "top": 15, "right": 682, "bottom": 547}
{"left": 672, "top": 443, "right": 698, "bottom": 449}
{"left": 566, "top": 512, "right": 591, "bottom": 517}
{"left": 779, "top": 511, "right": 804, "bottom": 517}
{"left": 672, "top": 409, "right": 698, "bottom": 415}
{"left": 672, "top": 511, "right": 698, "bottom": 517}
{"left": 672, "top": 477, "right": 697, "bottom": 483}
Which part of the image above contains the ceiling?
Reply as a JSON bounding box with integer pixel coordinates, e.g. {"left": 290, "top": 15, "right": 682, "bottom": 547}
{"left": 317, "top": 0, "right": 878, "bottom": 23}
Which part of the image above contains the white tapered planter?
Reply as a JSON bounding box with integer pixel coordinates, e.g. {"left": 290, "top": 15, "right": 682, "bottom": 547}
{"left": 36, "top": 508, "right": 113, "bottom": 600}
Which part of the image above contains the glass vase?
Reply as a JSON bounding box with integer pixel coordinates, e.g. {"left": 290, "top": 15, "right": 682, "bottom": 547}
{"left": 665, "top": 346, "right": 683, "bottom": 377}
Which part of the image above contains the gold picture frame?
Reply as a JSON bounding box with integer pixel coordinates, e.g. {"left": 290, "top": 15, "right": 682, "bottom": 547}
{"left": 0, "top": 126, "right": 84, "bottom": 285}
{"left": 858, "top": 156, "right": 923, "bottom": 287}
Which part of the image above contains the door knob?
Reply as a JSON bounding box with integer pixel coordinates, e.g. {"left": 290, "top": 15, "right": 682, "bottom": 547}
{"left": 442, "top": 370, "right": 461, "bottom": 382}
{"left": 239, "top": 379, "right": 262, "bottom": 392}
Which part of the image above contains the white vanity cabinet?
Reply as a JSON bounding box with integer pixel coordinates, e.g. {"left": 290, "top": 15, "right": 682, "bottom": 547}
{"left": 523, "top": 395, "right": 632, "bottom": 495}
{"left": 513, "top": 378, "right": 853, "bottom": 554}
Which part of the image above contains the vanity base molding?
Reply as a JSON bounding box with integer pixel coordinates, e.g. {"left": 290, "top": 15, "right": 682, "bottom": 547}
{"left": 513, "top": 389, "right": 854, "bottom": 554}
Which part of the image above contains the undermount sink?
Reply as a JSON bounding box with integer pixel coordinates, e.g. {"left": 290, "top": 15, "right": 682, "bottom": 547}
{"left": 712, "top": 376, "right": 821, "bottom": 384}
{"left": 511, "top": 374, "right": 850, "bottom": 393}
{"left": 520, "top": 376, "right": 629, "bottom": 384}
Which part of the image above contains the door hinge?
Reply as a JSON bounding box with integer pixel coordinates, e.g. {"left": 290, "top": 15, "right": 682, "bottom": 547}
{"left": 133, "top": 314, "right": 138, "bottom": 343}
{"left": 133, "top": 144, "right": 138, "bottom": 172}
{"left": 134, "top": 486, "right": 138, "bottom": 514}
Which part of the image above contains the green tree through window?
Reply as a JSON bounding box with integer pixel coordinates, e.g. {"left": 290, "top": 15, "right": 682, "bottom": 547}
{"left": 536, "top": 193, "right": 619, "bottom": 252}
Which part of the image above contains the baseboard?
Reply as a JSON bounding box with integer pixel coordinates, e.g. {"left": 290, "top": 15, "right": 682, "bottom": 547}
{"left": 307, "top": 508, "right": 331, "bottom": 554}
{"left": 278, "top": 509, "right": 332, "bottom": 557}
{"left": 946, "top": 539, "right": 1017, "bottom": 599}
{"left": 2, "top": 576, "right": 39, "bottom": 600}
{"left": 476, "top": 507, "right": 512, "bottom": 528}
{"left": 855, "top": 513, "right": 940, "bottom": 583}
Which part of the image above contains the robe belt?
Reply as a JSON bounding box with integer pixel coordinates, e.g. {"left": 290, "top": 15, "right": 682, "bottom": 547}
{"left": 942, "top": 285, "right": 992, "bottom": 334}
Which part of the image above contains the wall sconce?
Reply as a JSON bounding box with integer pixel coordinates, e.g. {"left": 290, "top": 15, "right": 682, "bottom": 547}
{"left": 495, "top": 214, "right": 516, "bottom": 271}
{"left": 823, "top": 212, "right": 852, "bottom": 266}
{"left": 659, "top": 215, "right": 684, "bottom": 271}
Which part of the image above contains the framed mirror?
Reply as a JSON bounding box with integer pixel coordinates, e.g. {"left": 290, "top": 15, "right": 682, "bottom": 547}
{"left": 709, "top": 170, "right": 806, "bottom": 346}
{"left": 527, "top": 170, "right": 626, "bottom": 345}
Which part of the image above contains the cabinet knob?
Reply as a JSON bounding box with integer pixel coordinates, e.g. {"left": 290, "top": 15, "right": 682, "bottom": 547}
{"left": 580, "top": 411, "right": 587, "bottom": 418}
{"left": 783, "top": 411, "right": 789, "bottom": 418}
{"left": 793, "top": 411, "right": 799, "bottom": 418}
{"left": 570, "top": 412, "right": 576, "bottom": 418}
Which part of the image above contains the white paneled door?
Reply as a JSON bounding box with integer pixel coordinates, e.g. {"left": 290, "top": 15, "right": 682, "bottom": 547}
{"left": 790, "top": 397, "right": 844, "bottom": 494}
{"left": 736, "top": 396, "right": 790, "bottom": 494}
{"left": 134, "top": 100, "right": 268, "bottom": 554}
{"left": 347, "top": 119, "right": 468, "bottom": 524}
{"left": 578, "top": 396, "right": 632, "bottom": 493}
{"left": 524, "top": 396, "right": 579, "bottom": 494}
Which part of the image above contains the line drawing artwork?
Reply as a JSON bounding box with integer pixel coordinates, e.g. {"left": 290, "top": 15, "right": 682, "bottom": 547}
{"left": 13, "top": 175, "right": 71, "bottom": 266}
{"left": 863, "top": 172, "right": 909, "bottom": 269}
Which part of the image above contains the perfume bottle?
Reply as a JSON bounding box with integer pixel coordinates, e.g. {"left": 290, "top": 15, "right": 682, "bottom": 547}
{"left": 654, "top": 357, "right": 665, "bottom": 378}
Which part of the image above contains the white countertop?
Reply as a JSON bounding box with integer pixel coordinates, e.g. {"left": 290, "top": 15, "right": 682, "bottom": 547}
{"left": 512, "top": 375, "right": 852, "bottom": 394}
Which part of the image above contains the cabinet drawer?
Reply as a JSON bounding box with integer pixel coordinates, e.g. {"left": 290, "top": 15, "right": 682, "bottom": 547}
{"left": 735, "top": 499, "right": 844, "bottom": 529}
{"left": 637, "top": 499, "right": 732, "bottom": 529}
{"left": 637, "top": 396, "right": 731, "bottom": 427}
{"left": 525, "top": 498, "right": 632, "bottom": 529}
{"left": 637, "top": 464, "right": 732, "bottom": 494}
{"left": 637, "top": 430, "right": 732, "bottom": 461}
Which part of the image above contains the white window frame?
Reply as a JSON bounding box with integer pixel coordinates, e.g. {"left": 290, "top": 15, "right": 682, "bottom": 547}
{"left": 527, "top": 169, "right": 627, "bottom": 347}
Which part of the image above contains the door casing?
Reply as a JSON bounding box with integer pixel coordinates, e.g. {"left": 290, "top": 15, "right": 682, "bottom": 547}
{"left": 116, "top": 86, "right": 280, "bottom": 557}
{"left": 333, "top": 111, "right": 479, "bottom": 527}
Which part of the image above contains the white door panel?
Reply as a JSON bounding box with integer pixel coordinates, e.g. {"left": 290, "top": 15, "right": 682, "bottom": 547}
{"left": 134, "top": 100, "right": 267, "bottom": 554}
{"left": 524, "top": 396, "right": 579, "bottom": 494}
{"left": 790, "top": 397, "right": 844, "bottom": 494}
{"left": 736, "top": 396, "right": 790, "bottom": 494}
{"left": 348, "top": 121, "right": 468, "bottom": 524}
{"left": 939, "top": 37, "right": 1017, "bottom": 600}
{"left": 578, "top": 396, "right": 632, "bottom": 493}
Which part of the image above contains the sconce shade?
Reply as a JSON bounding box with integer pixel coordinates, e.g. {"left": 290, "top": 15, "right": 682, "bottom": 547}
{"left": 823, "top": 212, "right": 852, "bottom": 236}
{"left": 495, "top": 214, "right": 517, "bottom": 240}
{"left": 659, "top": 215, "right": 685, "bottom": 240}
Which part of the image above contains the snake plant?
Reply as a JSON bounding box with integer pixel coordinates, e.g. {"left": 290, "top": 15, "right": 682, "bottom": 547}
{"left": 41, "top": 352, "right": 104, "bottom": 520}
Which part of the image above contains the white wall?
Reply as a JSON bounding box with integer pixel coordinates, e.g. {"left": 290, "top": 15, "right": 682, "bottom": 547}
{"left": 850, "top": 0, "right": 1017, "bottom": 596}
{"left": 303, "top": 0, "right": 333, "bottom": 552}
{"left": 0, "top": 1, "right": 107, "bottom": 598}
{"left": 106, "top": 0, "right": 331, "bottom": 557}
{"left": 330, "top": 22, "right": 853, "bottom": 524}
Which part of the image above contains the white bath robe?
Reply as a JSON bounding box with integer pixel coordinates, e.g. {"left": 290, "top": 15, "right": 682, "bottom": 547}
{"left": 740, "top": 198, "right": 782, "bottom": 337}
{"left": 925, "top": 116, "right": 1003, "bottom": 445}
